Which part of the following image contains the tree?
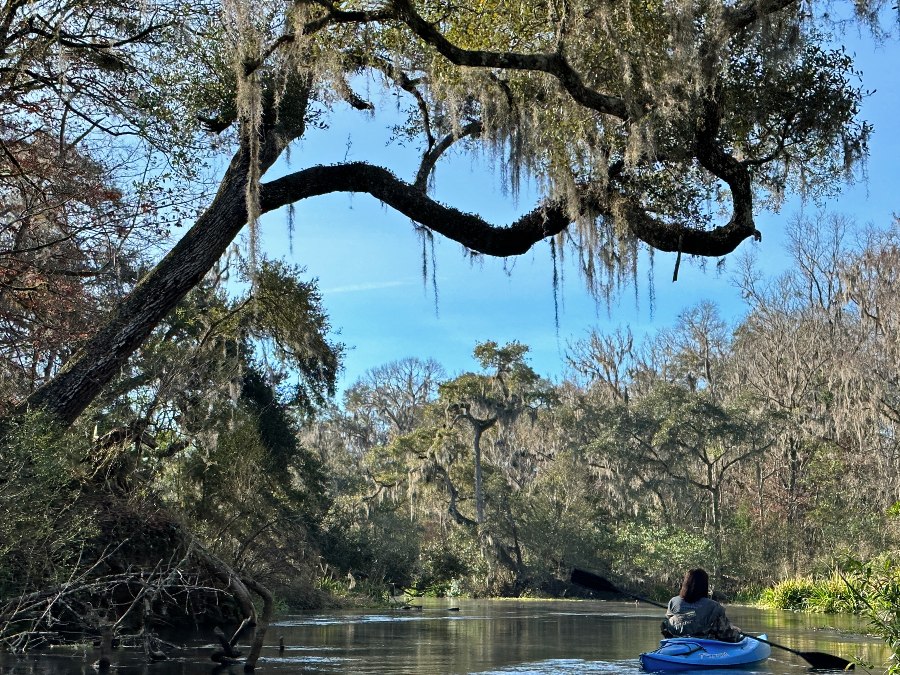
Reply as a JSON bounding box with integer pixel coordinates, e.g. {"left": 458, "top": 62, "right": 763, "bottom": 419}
{"left": 567, "top": 327, "right": 636, "bottom": 403}
{"left": 591, "top": 382, "right": 771, "bottom": 574}
{"left": 343, "top": 357, "right": 445, "bottom": 443}
{"left": 439, "top": 341, "right": 552, "bottom": 524}
{"left": 0, "top": 0, "right": 207, "bottom": 409}
{"left": 654, "top": 302, "right": 732, "bottom": 397}
{"left": 731, "top": 214, "right": 857, "bottom": 570}
{"left": 3, "top": 0, "right": 874, "bottom": 427}
{"left": 341, "top": 343, "right": 556, "bottom": 592}
{"left": 307, "top": 357, "right": 444, "bottom": 509}
{"left": 82, "top": 258, "right": 340, "bottom": 486}
{"left": 0, "top": 253, "right": 342, "bottom": 663}
{"left": 836, "top": 218, "right": 900, "bottom": 520}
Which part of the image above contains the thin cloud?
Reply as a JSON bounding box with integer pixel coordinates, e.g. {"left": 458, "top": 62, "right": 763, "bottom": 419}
{"left": 324, "top": 280, "right": 410, "bottom": 294}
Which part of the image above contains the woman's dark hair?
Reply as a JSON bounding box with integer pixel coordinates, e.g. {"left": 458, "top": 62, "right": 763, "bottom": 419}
{"left": 679, "top": 568, "right": 710, "bottom": 603}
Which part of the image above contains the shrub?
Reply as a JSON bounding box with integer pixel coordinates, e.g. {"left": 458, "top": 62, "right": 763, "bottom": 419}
{"left": 805, "top": 574, "right": 858, "bottom": 613}
{"left": 0, "top": 414, "right": 93, "bottom": 601}
{"left": 759, "top": 578, "right": 817, "bottom": 611}
{"left": 612, "top": 523, "right": 715, "bottom": 593}
{"left": 842, "top": 557, "right": 900, "bottom": 674}
{"left": 759, "top": 573, "right": 861, "bottom": 613}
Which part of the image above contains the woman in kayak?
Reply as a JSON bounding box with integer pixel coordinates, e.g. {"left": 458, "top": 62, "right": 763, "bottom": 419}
{"left": 661, "top": 568, "right": 742, "bottom": 642}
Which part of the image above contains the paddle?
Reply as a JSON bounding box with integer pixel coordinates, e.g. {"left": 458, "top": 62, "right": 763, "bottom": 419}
{"left": 569, "top": 567, "right": 855, "bottom": 671}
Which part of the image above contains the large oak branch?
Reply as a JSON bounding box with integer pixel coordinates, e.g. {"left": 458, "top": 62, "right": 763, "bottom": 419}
{"left": 262, "top": 162, "right": 760, "bottom": 257}
{"left": 260, "top": 162, "right": 571, "bottom": 256}
{"left": 723, "top": 0, "right": 800, "bottom": 33}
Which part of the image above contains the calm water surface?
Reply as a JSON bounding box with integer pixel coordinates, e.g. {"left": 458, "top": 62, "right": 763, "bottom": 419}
{"left": 0, "top": 599, "right": 889, "bottom": 674}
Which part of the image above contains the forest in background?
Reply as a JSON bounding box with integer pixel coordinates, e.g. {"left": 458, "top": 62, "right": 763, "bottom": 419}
{"left": 306, "top": 212, "right": 900, "bottom": 602}
{"left": 5, "top": 211, "right": 900, "bottom": 657}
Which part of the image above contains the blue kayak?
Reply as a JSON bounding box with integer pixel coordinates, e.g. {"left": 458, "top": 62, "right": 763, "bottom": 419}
{"left": 639, "top": 634, "right": 771, "bottom": 671}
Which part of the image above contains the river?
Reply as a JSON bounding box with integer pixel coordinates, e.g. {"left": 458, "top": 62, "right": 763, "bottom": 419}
{"left": 0, "top": 599, "right": 889, "bottom": 674}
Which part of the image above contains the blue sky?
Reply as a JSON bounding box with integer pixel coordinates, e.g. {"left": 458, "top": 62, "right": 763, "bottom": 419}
{"left": 259, "top": 26, "right": 900, "bottom": 393}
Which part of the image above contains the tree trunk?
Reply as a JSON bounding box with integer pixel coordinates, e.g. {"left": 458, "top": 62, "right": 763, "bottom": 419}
{"left": 473, "top": 426, "right": 485, "bottom": 524}
{"left": 18, "top": 75, "right": 312, "bottom": 428}
{"left": 22, "top": 149, "right": 253, "bottom": 426}
{"left": 242, "top": 577, "right": 274, "bottom": 672}
{"left": 710, "top": 481, "right": 722, "bottom": 578}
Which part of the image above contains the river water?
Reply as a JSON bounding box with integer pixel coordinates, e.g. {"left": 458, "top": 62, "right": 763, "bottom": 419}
{"left": 0, "top": 599, "right": 890, "bottom": 674}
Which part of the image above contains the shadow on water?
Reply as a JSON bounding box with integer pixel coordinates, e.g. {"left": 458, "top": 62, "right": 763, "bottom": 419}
{"left": 0, "top": 600, "right": 887, "bottom": 674}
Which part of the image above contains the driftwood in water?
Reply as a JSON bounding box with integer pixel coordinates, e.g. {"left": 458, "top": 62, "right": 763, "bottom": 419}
{"left": 0, "top": 486, "right": 274, "bottom": 669}
{"left": 0, "top": 542, "right": 221, "bottom": 658}
{"left": 211, "top": 626, "right": 243, "bottom": 664}
{"left": 192, "top": 541, "right": 274, "bottom": 671}
{"left": 96, "top": 625, "right": 114, "bottom": 671}
{"left": 142, "top": 599, "right": 168, "bottom": 662}
{"left": 241, "top": 577, "right": 274, "bottom": 671}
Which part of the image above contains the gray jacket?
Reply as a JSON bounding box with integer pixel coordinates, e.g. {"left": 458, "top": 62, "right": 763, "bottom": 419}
{"left": 663, "top": 596, "right": 739, "bottom": 640}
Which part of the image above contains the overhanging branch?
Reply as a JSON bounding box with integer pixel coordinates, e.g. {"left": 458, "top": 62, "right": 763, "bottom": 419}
{"left": 243, "top": 0, "right": 782, "bottom": 259}
{"left": 260, "top": 162, "right": 569, "bottom": 256}
{"left": 389, "top": 0, "right": 629, "bottom": 120}
{"left": 723, "top": 0, "right": 800, "bottom": 33}
{"left": 260, "top": 162, "right": 761, "bottom": 257}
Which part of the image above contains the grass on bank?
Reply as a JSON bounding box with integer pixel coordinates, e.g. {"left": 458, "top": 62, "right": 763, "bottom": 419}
{"left": 757, "top": 557, "right": 900, "bottom": 674}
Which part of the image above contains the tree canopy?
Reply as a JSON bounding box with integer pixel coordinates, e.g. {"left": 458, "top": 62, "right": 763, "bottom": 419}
{"left": 1, "top": 0, "right": 884, "bottom": 424}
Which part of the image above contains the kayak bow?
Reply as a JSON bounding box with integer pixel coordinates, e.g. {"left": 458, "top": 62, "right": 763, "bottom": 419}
{"left": 639, "top": 634, "right": 771, "bottom": 671}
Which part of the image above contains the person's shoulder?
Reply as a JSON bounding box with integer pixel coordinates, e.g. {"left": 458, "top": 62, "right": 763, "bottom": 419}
{"left": 697, "top": 597, "right": 725, "bottom": 611}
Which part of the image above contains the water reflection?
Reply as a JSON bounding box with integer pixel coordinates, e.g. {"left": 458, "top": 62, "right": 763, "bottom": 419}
{"left": 478, "top": 661, "right": 774, "bottom": 674}
{"left": 0, "top": 600, "right": 887, "bottom": 674}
